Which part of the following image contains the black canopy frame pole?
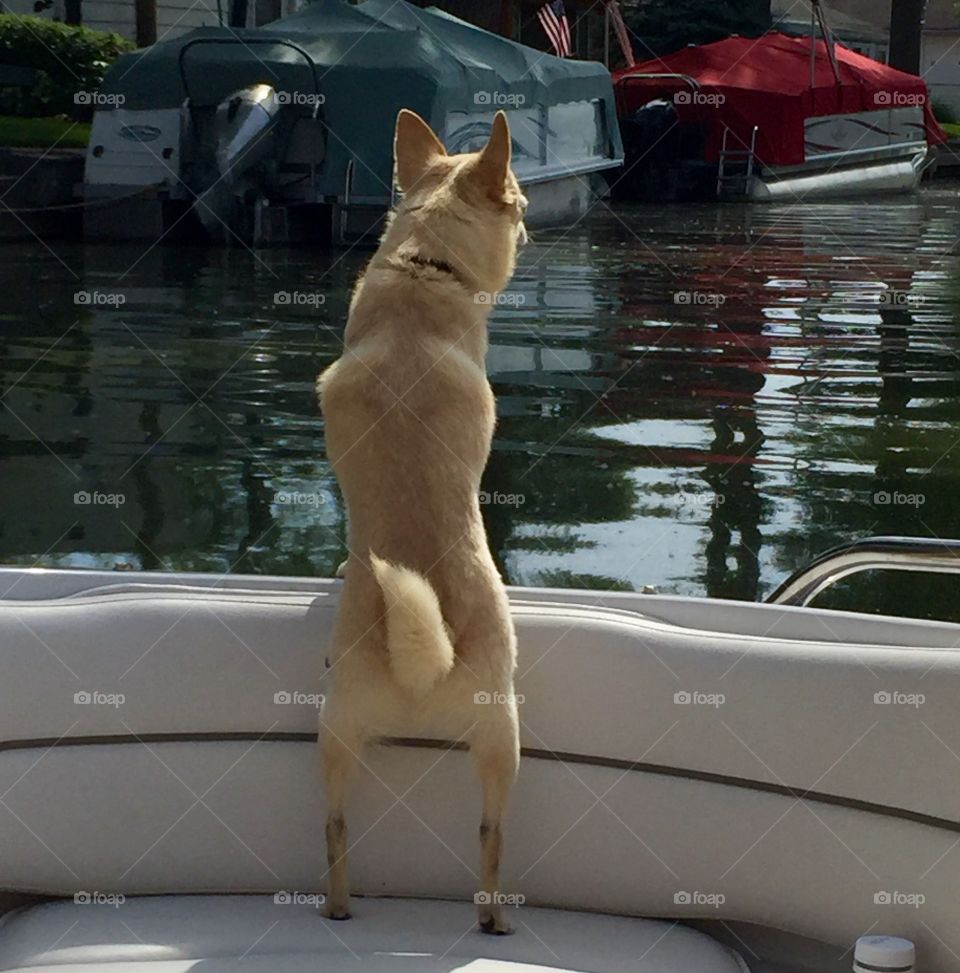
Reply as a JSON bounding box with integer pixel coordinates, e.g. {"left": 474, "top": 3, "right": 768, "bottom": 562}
{"left": 811, "top": 0, "right": 842, "bottom": 87}
{"left": 604, "top": 2, "right": 610, "bottom": 68}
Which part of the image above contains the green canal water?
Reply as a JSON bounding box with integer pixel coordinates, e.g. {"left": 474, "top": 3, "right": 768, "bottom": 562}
{"left": 3, "top": 190, "right": 960, "bottom": 618}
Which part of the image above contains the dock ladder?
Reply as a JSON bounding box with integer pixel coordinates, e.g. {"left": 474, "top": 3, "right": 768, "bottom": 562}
{"left": 716, "top": 126, "right": 759, "bottom": 199}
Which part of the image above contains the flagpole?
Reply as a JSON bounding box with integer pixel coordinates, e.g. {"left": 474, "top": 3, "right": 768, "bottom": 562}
{"left": 606, "top": 2, "right": 635, "bottom": 68}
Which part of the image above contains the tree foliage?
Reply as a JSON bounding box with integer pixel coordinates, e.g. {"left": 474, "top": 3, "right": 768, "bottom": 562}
{"left": 622, "top": 0, "right": 772, "bottom": 58}
{"left": 0, "top": 14, "right": 134, "bottom": 120}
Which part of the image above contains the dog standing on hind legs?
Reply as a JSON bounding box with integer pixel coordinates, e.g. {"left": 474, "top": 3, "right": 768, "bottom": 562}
{"left": 317, "top": 108, "right": 527, "bottom": 935}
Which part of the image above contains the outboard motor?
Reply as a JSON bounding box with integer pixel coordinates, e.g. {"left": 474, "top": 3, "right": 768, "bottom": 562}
{"left": 614, "top": 99, "right": 679, "bottom": 201}
{"left": 192, "top": 84, "right": 288, "bottom": 240}
{"left": 215, "top": 83, "right": 283, "bottom": 182}
{"left": 614, "top": 97, "right": 713, "bottom": 202}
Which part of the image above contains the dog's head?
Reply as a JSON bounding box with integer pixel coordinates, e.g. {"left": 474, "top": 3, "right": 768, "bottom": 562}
{"left": 383, "top": 108, "right": 527, "bottom": 297}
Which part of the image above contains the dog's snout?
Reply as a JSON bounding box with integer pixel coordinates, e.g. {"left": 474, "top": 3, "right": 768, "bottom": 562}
{"left": 517, "top": 222, "right": 529, "bottom": 246}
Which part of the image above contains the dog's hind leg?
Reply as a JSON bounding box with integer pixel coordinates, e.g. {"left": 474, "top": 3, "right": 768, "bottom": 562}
{"left": 320, "top": 718, "right": 364, "bottom": 921}
{"left": 471, "top": 702, "right": 520, "bottom": 935}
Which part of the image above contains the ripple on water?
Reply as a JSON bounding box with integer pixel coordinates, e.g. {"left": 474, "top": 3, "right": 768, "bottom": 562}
{"left": 2, "top": 191, "right": 960, "bottom": 610}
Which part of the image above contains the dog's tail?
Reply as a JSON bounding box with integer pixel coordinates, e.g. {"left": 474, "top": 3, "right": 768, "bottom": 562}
{"left": 370, "top": 554, "right": 455, "bottom": 695}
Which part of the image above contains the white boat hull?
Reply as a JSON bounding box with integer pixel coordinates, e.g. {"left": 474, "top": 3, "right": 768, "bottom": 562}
{"left": 751, "top": 146, "right": 929, "bottom": 201}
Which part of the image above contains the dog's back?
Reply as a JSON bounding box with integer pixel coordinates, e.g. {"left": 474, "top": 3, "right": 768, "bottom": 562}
{"left": 318, "top": 108, "right": 527, "bottom": 695}
{"left": 321, "top": 263, "right": 495, "bottom": 574}
{"left": 321, "top": 262, "right": 506, "bottom": 697}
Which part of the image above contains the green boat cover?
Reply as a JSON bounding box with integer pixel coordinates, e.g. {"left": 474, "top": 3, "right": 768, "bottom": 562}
{"left": 100, "top": 0, "right": 619, "bottom": 197}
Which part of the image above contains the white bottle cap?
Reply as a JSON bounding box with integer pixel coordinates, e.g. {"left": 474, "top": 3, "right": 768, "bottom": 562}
{"left": 853, "top": 936, "right": 915, "bottom": 972}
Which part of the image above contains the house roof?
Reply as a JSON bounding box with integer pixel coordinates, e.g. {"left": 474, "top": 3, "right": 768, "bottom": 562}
{"left": 771, "top": 0, "right": 888, "bottom": 42}
{"left": 826, "top": 0, "right": 890, "bottom": 25}
{"left": 826, "top": 0, "right": 960, "bottom": 33}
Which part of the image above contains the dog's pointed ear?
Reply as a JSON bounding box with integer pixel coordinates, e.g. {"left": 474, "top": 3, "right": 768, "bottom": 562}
{"left": 475, "top": 111, "right": 512, "bottom": 198}
{"left": 394, "top": 109, "right": 446, "bottom": 192}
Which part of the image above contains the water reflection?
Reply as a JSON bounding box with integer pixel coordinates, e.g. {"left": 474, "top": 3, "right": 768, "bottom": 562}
{"left": 2, "top": 188, "right": 960, "bottom": 611}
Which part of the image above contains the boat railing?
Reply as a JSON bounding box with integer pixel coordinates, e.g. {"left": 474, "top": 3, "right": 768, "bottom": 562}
{"left": 339, "top": 157, "right": 354, "bottom": 245}
{"left": 176, "top": 36, "right": 322, "bottom": 104}
{"left": 766, "top": 536, "right": 960, "bottom": 607}
{"left": 614, "top": 72, "right": 701, "bottom": 115}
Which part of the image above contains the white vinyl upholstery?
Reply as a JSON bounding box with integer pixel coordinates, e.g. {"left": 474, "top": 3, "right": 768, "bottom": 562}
{"left": 1, "top": 573, "right": 960, "bottom": 968}
{"left": 1, "top": 587, "right": 959, "bottom": 821}
{"left": 0, "top": 896, "right": 747, "bottom": 972}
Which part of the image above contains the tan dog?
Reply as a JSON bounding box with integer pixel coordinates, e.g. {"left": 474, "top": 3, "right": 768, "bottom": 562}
{"left": 316, "top": 109, "right": 526, "bottom": 935}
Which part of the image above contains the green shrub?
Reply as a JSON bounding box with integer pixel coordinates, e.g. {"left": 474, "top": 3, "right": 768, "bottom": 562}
{"left": 932, "top": 98, "right": 959, "bottom": 126}
{"left": 0, "top": 14, "right": 134, "bottom": 120}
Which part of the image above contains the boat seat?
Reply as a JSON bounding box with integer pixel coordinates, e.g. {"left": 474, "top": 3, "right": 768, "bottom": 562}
{"left": 3, "top": 578, "right": 960, "bottom": 967}
{"left": 0, "top": 895, "right": 747, "bottom": 972}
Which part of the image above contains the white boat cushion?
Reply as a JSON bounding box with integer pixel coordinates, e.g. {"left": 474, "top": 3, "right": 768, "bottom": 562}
{"left": 2, "top": 584, "right": 960, "bottom": 966}
{"left": 0, "top": 895, "right": 747, "bottom": 972}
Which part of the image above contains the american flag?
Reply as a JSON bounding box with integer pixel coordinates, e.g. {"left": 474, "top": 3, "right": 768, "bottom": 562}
{"left": 537, "top": 0, "right": 572, "bottom": 58}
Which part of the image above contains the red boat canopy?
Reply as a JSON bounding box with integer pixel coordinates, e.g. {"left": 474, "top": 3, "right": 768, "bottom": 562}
{"left": 614, "top": 33, "right": 945, "bottom": 167}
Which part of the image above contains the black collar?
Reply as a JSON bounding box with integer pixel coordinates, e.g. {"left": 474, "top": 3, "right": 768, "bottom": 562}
{"left": 398, "top": 253, "right": 472, "bottom": 291}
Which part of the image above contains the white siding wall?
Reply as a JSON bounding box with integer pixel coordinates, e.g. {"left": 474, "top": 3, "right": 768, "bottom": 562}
{"left": 1, "top": 0, "right": 56, "bottom": 15}
{"left": 83, "top": 0, "right": 218, "bottom": 41}
{"left": 923, "top": 32, "right": 960, "bottom": 118}
{"left": 155, "top": 0, "right": 221, "bottom": 38}
{"left": 0, "top": 0, "right": 297, "bottom": 41}
{"left": 80, "top": 0, "right": 135, "bottom": 36}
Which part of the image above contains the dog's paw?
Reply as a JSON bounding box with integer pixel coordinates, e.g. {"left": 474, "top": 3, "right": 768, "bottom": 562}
{"left": 479, "top": 913, "right": 513, "bottom": 936}
{"left": 324, "top": 906, "right": 352, "bottom": 921}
